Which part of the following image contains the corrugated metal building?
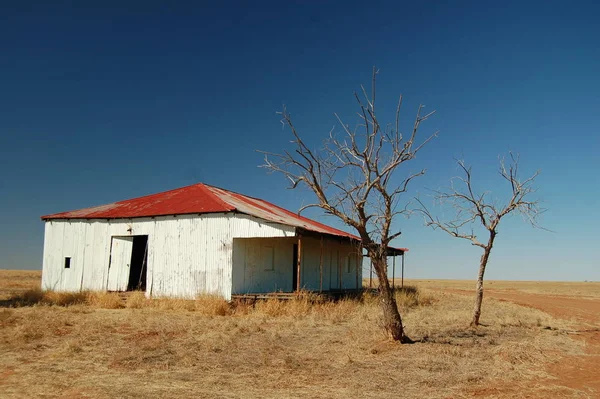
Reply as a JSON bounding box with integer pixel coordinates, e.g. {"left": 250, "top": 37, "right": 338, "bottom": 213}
{"left": 41, "top": 183, "right": 397, "bottom": 300}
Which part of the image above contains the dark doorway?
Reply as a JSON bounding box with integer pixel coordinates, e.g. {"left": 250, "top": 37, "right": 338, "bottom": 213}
{"left": 292, "top": 244, "right": 298, "bottom": 291}
{"left": 127, "top": 235, "right": 148, "bottom": 291}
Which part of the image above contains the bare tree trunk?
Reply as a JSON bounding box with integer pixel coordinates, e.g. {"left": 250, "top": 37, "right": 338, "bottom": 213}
{"left": 371, "top": 255, "right": 409, "bottom": 342}
{"left": 470, "top": 232, "right": 496, "bottom": 327}
{"left": 261, "top": 70, "right": 439, "bottom": 342}
{"left": 417, "top": 156, "right": 543, "bottom": 328}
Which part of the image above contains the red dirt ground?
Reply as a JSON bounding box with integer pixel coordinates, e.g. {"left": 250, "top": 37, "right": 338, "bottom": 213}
{"left": 452, "top": 289, "right": 600, "bottom": 397}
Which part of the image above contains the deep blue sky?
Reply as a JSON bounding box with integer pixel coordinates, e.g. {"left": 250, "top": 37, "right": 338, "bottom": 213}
{"left": 1, "top": 1, "right": 598, "bottom": 281}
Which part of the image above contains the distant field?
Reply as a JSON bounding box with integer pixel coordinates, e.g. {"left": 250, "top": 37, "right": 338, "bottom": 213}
{"left": 364, "top": 278, "right": 600, "bottom": 298}
{"left": 0, "top": 270, "right": 595, "bottom": 398}
{"left": 0, "top": 270, "right": 41, "bottom": 299}
{"left": 3, "top": 270, "right": 597, "bottom": 299}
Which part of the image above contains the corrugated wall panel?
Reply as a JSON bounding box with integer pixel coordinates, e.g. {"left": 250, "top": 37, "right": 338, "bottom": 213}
{"left": 172, "top": 216, "right": 206, "bottom": 298}
{"left": 42, "top": 213, "right": 299, "bottom": 299}
{"left": 40, "top": 222, "right": 51, "bottom": 290}
{"left": 231, "top": 238, "right": 245, "bottom": 293}
{"left": 176, "top": 217, "right": 192, "bottom": 297}
{"left": 230, "top": 214, "right": 296, "bottom": 238}
{"left": 232, "top": 238, "right": 288, "bottom": 294}
{"left": 207, "top": 215, "right": 221, "bottom": 296}
{"left": 73, "top": 221, "right": 87, "bottom": 290}
{"left": 47, "top": 221, "right": 65, "bottom": 290}
{"left": 195, "top": 217, "right": 208, "bottom": 296}
{"left": 60, "top": 221, "right": 72, "bottom": 290}
{"left": 229, "top": 236, "right": 362, "bottom": 294}
{"left": 145, "top": 219, "right": 156, "bottom": 296}
{"left": 195, "top": 217, "right": 208, "bottom": 295}
{"left": 300, "top": 238, "right": 319, "bottom": 290}
{"left": 164, "top": 218, "right": 180, "bottom": 296}
{"left": 81, "top": 221, "right": 95, "bottom": 289}
{"left": 41, "top": 222, "right": 59, "bottom": 290}
{"left": 206, "top": 214, "right": 227, "bottom": 296}
{"left": 89, "top": 221, "right": 110, "bottom": 290}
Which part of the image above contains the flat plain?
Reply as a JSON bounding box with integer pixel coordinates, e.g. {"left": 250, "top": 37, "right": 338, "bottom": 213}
{"left": 1, "top": 270, "right": 598, "bottom": 398}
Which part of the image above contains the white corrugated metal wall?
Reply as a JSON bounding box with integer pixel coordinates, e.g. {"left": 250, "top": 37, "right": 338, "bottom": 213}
{"left": 298, "top": 236, "right": 362, "bottom": 291}
{"left": 41, "top": 213, "right": 295, "bottom": 300}
{"left": 232, "top": 237, "right": 296, "bottom": 293}
{"left": 231, "top": 236, "right": 362, "bottom": 294}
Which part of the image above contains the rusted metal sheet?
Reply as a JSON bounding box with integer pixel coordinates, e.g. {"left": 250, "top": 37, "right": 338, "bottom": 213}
{"left": 40, "top": 183, "right": 360, "bottom": 243}
{"left": 40, "top": 184, "right": 236, "bottom": 220}
{"left": 208, "top": 186, "right": 358, "bottom": 240}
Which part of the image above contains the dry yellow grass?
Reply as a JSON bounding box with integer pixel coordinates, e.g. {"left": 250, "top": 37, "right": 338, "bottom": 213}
{"left": 0, "top": 270, "right": 589, "bottom": 398}
{"left": 88, "top": 291, "right": 125, "bottom": 309}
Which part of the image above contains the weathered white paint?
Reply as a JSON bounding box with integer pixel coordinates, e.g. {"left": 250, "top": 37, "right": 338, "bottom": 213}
{"left": 232, "top": 237, "right": 295, "bottom": 293}
{"left": 231, "top": 236, "right": 362, "bottom": 294}
{"left": 42, "top": 213, "right": 296, "bottom": 300}
{"left": 107, "top": 237, "right": 133, "bottom": 291}
{"left": 301, "top": 236, "right": 362, "bottom": 291}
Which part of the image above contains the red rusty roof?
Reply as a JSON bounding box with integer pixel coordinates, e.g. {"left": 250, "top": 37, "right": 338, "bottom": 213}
{"left": 41, "top": 183, "right": 409, "bottom": 251}
{"left": 41, "top": 183, "right": 358, "bottom": 239}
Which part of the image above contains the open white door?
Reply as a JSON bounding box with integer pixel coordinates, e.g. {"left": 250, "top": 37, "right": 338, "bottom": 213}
{"left": 107, "top": 236, "right": 134, "bottom": 291}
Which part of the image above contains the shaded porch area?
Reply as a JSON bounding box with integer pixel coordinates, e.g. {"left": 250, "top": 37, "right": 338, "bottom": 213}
{"left": 231, "top": 234, "right": 362, "bottom": 295}
{"left": 365, "top": 246, "right": 408, "bottom": 289}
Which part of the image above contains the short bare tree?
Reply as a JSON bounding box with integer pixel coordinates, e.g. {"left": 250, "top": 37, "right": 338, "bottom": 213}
{"left": 261, "top": 69, "right": 437, "bottom": 342}
{"left": 416, "top": 154, "right": 544, "bottom": 327}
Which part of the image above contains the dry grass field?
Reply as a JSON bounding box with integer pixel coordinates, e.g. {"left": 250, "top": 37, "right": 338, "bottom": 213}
{"left": 399, "top": 279, "right": 600, "bottom": 299}
{"left": 0, "top": 270, "right": 596, "bottom": 398}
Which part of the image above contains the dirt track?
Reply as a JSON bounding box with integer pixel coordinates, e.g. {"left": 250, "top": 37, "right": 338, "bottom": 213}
{"left": 453, "top": 289, "right": 600, "bottom": 397}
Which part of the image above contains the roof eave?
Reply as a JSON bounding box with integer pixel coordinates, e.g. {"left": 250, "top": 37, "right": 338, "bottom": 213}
{"left": 40, "top": 209, "right": 237, "bottom": 221}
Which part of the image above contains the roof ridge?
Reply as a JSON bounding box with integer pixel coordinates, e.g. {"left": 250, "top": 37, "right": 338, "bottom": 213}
{"left": 255, "top": 197, "right": 353, "bottom": 237}
{"left": 113, "top": 182, "right": 204, "bottom": 204}
{"left": 205, "top": 183, "right": 357, "bottom": 239}
{"left": 39, "top": 183, "right": 371, "bottom": 245}
{"left": 41, "top": 182, "right": 208, "bottom": 219}
{"left": 201, "top": 183, "right": 267, "bottom": 203}
{"left": 200, "top": 184, "right": 237, "bottom": 212}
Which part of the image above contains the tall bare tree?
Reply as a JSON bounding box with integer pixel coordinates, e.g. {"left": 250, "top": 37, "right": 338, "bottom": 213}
{"left": 416, "top": 154, "right": 544, "bottom": 327}
{"left": 261, "top": 69, "right": 437, "bottom": 342}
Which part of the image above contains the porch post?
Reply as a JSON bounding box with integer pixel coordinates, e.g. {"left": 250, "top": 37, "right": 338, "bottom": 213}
{"left": 401, "top": 252, "right": 405, "bottom": 288}
{"left": 392, "top": 255, "right": 396, "bottom": 289}
{"left": 296, "top": 234, "right": 302, "bottom": 292}
{"left": 355, "top": 245, "right": 360, "bottom": 290}
{"left": 338, "top": 247, "right": 342, "bottom": 289}
{"left": 369, "top": 258, "right": 373, "bottom": 288}
{"left": 319, "top": 236, "right": 323, "bottom": 292}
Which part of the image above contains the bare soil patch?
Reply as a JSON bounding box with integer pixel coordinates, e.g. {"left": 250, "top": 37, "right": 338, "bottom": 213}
{"left": 426, "top": 283, "right": 600, "bottom": 398}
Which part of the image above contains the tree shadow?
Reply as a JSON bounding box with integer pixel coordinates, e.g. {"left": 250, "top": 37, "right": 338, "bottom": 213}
{"left": 417, "top": 329, "right": 490, "bottom": 345}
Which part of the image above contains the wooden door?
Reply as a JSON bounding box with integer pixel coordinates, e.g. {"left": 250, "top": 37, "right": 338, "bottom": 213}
{"left": 107, "top": 237, "right": 134, "bottom": 291}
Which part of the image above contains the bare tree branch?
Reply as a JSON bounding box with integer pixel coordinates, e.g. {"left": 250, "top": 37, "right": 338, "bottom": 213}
{"left": 415, "top": 197, "right": 486, "bottom": 248}
{"left": 258, "top": 68, "right": 436, "bottom": 342}
{"left": 414, "top": 155, "right": 545, "bottom": 326}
